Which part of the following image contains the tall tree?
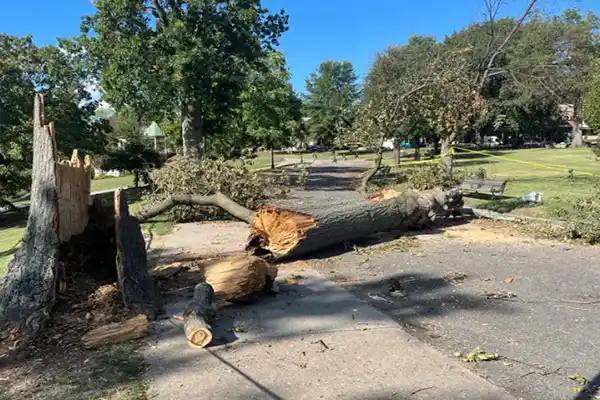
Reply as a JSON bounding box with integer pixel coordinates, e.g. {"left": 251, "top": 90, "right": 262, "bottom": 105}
{"left": 0, "top": 34, "right": 108, "bottom": 205}
{"left": 304, "top": 60, "right": 360, "bottom": 152}
{"left": 79, "top": 0, "right": 288, "bottom": 159}
{"left": 241, "top": 51, "right": 303, "bottom": 169}
{"left": 583, "top": 59, "right": 600, "bottom": 128}
{"left": 363, "top": 36, "right": 438, "bottom": 165}
{"left": 508, "top": 9, "right": 600, "bottom": 147}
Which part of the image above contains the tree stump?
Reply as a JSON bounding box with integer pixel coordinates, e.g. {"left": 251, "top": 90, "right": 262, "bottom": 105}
{"left": 0, "top": 94, "right": 61, "bottom": 337}
{"left": 114, "top": 189, "right": 160, "bottom": 319}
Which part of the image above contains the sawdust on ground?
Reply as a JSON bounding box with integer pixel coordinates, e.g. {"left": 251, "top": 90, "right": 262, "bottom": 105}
{"left": 436, "top": 218, "right": 557, "bottom": 245}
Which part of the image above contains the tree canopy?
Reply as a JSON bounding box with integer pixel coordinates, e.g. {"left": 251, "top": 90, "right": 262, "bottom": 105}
{"left": 303, "top": 60, "right": 360, "bottom": 149}
{"left": 79, "top": 0, "right": 288, "bottom": 158}
{"left": 0, "top": 34, "right": 108, "bottom": 202}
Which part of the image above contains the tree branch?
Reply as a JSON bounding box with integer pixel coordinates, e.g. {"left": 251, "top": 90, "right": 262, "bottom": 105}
{"left": 478, "top": 0, "right": 538, "bottom": 93}
{"left": 135, "top": 192, "right": 256, "bottom": 224}
{"left": 151, "top": 0, "right": 169, "bottom": 28}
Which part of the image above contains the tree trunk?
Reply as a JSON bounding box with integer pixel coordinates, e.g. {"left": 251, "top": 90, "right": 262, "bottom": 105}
{"left": 433, "top": 135, "right": 440, "bottom": 156}
{"left": 358, "top": 132, "right": 386, "bottom": 193}
{"left": 393, "top": 137, "right": 401, "bottom": 166}
{"left": 331, "top": 149, "right": 337, "bottom": 163}
{"left": 441, "top": 136, "right": 453, "bottom": 178}
{"left": 247, "top": 188, "right": 462, "bottom": 261}
{"left": 571, "top": 99, "right": 584, "bottom": 148}
{"left": 0, "top": 94, "right": 60, "bottom": 337}
{"left": 270, "top": 148, "right": 275, "bottom": 169}
{"left": 181, "top": 104, "right": 204, "bottom": 158}
{"left": 114, "top": 189, "right": 159, "bottom": 319}
{"left": 183, "top": 282, "right": 217, "bottom": 348}
{"left": 413, "top": 137, "right": 421, "bottom": 161}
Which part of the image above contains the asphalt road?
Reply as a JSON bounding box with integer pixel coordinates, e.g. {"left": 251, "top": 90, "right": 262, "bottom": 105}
{"left": 277, "top": 161, "right": 600, "bottom": 400}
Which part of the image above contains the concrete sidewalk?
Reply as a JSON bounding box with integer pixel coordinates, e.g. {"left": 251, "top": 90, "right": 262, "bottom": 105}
{"left": 143, "top": 269, "right": 517, "bottom": 400}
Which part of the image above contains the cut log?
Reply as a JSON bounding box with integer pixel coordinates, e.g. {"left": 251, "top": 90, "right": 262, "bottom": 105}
{"left": 247, "top": 189, "right": 462, "bottom": 260}
{"left": 0, "top": 94, "right": 61, "bottom": 337}
{"left": 115, "top": 189, "right": 160, "bottom": 319}
{"left": 183, "top": 282, "right": 216, "bottom": 348}
{"left": 81, "top": 314, "right": 149, "bottom": 349}
{"left": 204, "top": 255, "right": 277, "bottom": 302}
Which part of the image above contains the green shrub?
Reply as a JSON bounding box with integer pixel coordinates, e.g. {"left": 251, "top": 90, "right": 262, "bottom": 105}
{"left": 143, "top": 156, "right": 288, "bottom": 222}
{"left": 548, "top": 186, "right": 600, "bottom": 244}
{"left": 391, "top": 163, "right": 487, "bottom": 191}
{"left": 591, "top": 142, "right": 600, "bottom": 160}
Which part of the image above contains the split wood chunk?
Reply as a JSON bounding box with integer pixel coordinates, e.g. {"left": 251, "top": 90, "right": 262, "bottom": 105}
{"left": 81, "top": 314, "right": 149, "bottom": 349}
{"left": 183, "top": 282, "right": 216, "bottom": 348}
{"left": 204, "top": 255, "right": 276, "bottom": 302}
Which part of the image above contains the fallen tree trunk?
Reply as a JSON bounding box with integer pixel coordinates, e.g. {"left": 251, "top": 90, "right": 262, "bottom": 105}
{"left": 184, "top": 282, "right": 216, "bottom": 348}
{"left": 133, "top": 189, "right": 462, "bottom": 261}
{"left": 81, "top": 314, "right": 149, "bottom": 349}
{"left": 247, "top": 189, "right": 461, "bottom": 260}
{"left": 115, "top": 189, "right": 160, "bottom": 319}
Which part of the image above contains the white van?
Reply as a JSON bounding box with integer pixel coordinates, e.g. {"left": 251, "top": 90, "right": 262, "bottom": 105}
{"left": 483, "top": 136, "right": 502, "bottom": 148}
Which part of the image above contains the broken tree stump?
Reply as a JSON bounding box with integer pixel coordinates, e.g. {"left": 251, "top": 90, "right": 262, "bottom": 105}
{"left": 204, "top": 254, "right": 277, "bottom": 302}
{"left": 115, "top": 189, "right": 160, "bottom": 319}
{"left": 0, "top": 94, "right": 61, "bottom": 337}
{"left": 184, "top": 282, "right": 217, "bottom": 348}
{"left": 81, "top": 314, "right": 149, "bottom": 349}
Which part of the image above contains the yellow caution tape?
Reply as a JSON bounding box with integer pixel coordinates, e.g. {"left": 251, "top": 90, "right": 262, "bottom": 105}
{"left": 453, "top": 146, "right": 600, "bottom": 178}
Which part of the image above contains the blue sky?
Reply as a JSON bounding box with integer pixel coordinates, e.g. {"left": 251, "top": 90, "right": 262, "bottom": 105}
{"left": 1, "top": 0, "right": 598, "bottom": 93}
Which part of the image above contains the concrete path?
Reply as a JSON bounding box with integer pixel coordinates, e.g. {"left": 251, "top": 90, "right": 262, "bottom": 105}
{"left": 144, "top": 268, "right": 516, "bottom": 400}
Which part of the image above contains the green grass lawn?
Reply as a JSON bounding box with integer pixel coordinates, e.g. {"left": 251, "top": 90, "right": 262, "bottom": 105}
{"left": 90, "top": 174, "right": 134, "bottom": 192}
{"left": 386, "top": 147, "right": 600, "bottom": 217}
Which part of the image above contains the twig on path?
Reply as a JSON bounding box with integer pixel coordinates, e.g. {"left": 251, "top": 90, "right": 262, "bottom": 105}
{"left": 410, "top": 386, "right": 435, "bottom": 395}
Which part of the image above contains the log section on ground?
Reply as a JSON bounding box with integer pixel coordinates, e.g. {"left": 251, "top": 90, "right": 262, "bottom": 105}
{"left": 204, "top": 255, "right": 278, "bottom": 302}
{"left": 184, "top": 282, "right": 217, "bottom": 348}
{"left": 81, "top": 314, "right": 149, "bottom": 349}
{"left": 114, "top": 189, "right": 160, "bottom": 319}
{"left": 247, "top": 189, "right": 463, "bottom": 260}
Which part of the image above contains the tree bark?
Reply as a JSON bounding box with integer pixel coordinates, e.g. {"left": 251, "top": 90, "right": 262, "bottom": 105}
{"left": 413, "top": 137, "right": 421, "bottom": 161}
{"left": 393, "top": 137, "right": 401, "bottom": 166}
{"left": 0, "top": 94, "right": 60, "bottom": 337}
{"left": 247, "top": 188, "right": 463, "bottom": 261}
{"left": 570, "top": 99, "right": 584, "bottom": 148}
{"left": 114, "top": 189, "right": 160, "bottom": 319}
{"left": 181, "top": 104, "right": 204, "bottom": 159}
{"left": 135, "top": 192, "right": 255, "bottom": 225}
{"left": 441, "top": 136, "right": 454, "bottom": 178}
{"left": 358, "top": 132, "right": 386, "bottom": 193}
{"left": 270, "top": 148, "right": 275, "bottom": 169}
{"left": 183, "top": 282, "right": 217, "bottom": 348}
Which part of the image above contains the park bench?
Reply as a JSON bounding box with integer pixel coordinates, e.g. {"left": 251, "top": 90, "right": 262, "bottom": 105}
{"left": 458, "top": 178, "right": 507, "bottom": 198}
{"left": 375, "top": 166, "right": 392, "bottom": 177}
